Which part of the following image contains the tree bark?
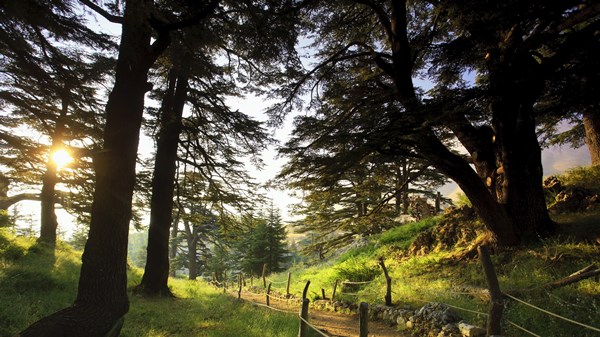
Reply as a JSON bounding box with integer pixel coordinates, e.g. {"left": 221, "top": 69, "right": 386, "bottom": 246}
{"left": 39, "top": 91, "right": 68, "bottom": 245}
{"left": 488, "top": 42, "right": 555, "bottom": 239}
{"left": 583, "top": 110, "right": 600, "bottom": 166}
{"left": 381, "top": 2, "right": 553, "bottom": 246}
{"left": 184, "top": 218, "right": 199, "bottom": 280}
{"left": 137, "top": 68, "right": 188, "bottom": 296}
{"left": 39, "top": 162, "right": 59, "bottom": 244}
{"left": 416, "top": 131, "right": 521, "bottom": 245}
{"left": 19, "top": 1, "right": 170, "bottom": 335}
{"left": 169, "top": 212, "right": 179, "bottom": 277}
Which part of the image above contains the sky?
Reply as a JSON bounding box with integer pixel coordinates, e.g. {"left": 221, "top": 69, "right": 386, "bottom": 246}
{"left": 6, "top": 7, "right": 593, "bottom": 239}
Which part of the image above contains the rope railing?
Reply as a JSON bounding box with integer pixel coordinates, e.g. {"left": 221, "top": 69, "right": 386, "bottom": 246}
{"left": 298, "top": 315, "right": 331, "bottom": 337}
{"left": 341, "top": 280, "right": 373, "bottom": 285}
{"left": 266, "top": 279, "right": 288, "bottom": 285}
{"left": 395, "top": 291, "right": 488, "bottom": 317}
{"left": 234, "top": 287, "right": 334, "bottom": 337}
{"left": 211, "top": 246, "right": 598, "bottom": 337}
{"left": 504, "top": 293, "right": 600, "bottom": 333}
{"left": 506, "top": 320, "right": 542, "bottom": 337}
{"left": 265, "top": 293, "right": 294, "bottom": 302}
{"left": 247, "top": 299, "right": 297, "bottom": 314}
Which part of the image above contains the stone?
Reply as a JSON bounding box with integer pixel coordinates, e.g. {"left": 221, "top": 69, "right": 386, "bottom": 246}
{"left": 458, "top": 322, "right": 485, "bottom": 337}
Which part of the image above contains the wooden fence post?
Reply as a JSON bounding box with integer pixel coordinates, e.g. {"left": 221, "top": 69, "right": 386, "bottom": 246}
{"left": 478, "top": 245, "right": 504, "bottom": 336}
{"left": 359, "top": 302, "right": 369, "bottom": 337}
{"left": 298, "top": 298, "right": 310, "bottom": 337}
{"left": 302, "top": 281, "right": 311, "bottom": 300}
{"left": 262, "top": 263, "right": 268, "bottom": 288}
{"left": 286, "top": 272, "right": 292, "bottom": 296}
{"left": 378, "top": 258, "right": 392, "bottom": 306}
{"left": 238, "top": 274, "right": 242, "bottom": 299}
{"left": 331, "top": 280, "right": 338, "bottom": 303}
{"left": 266, "top": 282, "right": 272, "bottom": 307}
{"left": 321, "top": 288, "right": 327, "bottom": 300}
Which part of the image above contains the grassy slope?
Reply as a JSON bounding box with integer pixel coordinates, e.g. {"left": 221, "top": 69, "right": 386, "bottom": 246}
{"left": 267, "top": 168, "right": 600, "bottom": 337}
{"left": 270, "top": 218, "right": 599, "bottom": 336}
{"left": 0, "top": 230, "right": 301, "bottom": 337}
{"left": 1, "top": 167, "right": 599, "bottom": 337}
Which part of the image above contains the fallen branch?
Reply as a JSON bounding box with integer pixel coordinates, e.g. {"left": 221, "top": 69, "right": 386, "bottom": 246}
{"left": 507, "top": 264, "right": 599, "bottom": 297}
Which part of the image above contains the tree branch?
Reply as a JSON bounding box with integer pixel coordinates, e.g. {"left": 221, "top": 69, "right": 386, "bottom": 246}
{"left": 78, "top": 0, "right": 124, "bottom": 24}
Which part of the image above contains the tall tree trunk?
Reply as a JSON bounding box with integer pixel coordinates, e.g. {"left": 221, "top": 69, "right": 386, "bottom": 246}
{"left": 39, "top": 162, "right": 58, "bottom": 244}
{"left": 183, "top": 219, "right": 199, "bottom": 280}
{"left": 169, "top": 212, "right": 179, "bottom": 277}
{"left": 39, "top": 92, "right": 68, "bottom": 245}
{"left": 488, "top": 46, "right": 555, "bottom": 240}
{"left": 583, "top": 110, "right": 600, "bottom": 166}
{"left": 383, "top": 2, "right": 552, "bottom": 246}
{"left": 137, "top": 68, "right": 188, "bottom": 296}
{"left": 19, "top": 1, "right": 171, "bottom": 335}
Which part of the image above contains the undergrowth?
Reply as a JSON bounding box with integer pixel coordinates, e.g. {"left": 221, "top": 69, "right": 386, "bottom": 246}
{"left": 270, "top": 211, "right": 600, "bottom": 337}
{"left": 560, "top": 165, "right": 600, "bottom": 192}
{"left": 0, "top": 229, "right": 306, "bottom": 337}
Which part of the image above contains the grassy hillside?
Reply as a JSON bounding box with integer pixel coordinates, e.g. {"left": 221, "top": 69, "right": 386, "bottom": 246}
{"left": 266, "top": 168, "right": 600, "bottom": 337}
{"left": 0, "top": 230, "right": 302, "bottom": 337}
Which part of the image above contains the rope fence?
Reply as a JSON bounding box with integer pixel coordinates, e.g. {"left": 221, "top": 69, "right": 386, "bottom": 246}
{"left": 298, "top": 315, "right": 331, "bottom": 337}
{"left": 208, "top": 246, "right": 599, "bottom": 337}
{"left": 504, "top": 293, "right": 600, "bottom": 333}
{"left": 266, "top": 279, "right": 288, "bottom": 285}
{"left": 341, "top": 280, "right": 373, "bottom": 285}
{"left": 506, "top": 320, "right": 542, "bottom": 337}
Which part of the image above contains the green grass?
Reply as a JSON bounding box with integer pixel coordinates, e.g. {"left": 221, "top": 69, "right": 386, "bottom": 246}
{"left": 0, "top": 229, "right": 306, "bottom": 337}
{"left": 377, "top": 216, "right": 440, "bottom": 247}
{"left": 269, "top": 213, "right": 600, "bottom": 337}
{"left": 559, "top": 165, "right": 600, "bottom": 192}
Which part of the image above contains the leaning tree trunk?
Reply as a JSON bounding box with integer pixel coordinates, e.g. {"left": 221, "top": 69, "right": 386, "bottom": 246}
{"left": 18, "top": 1, "right": 170, "bottom": 336}
{"left": 137, "top": 68, "right": 188, "bottom": 296}
{"left": 416, "top": 131, "right": 521, "bottom": 246}
{"left": 583, "top": 110, "right": 600, "bottom": 166}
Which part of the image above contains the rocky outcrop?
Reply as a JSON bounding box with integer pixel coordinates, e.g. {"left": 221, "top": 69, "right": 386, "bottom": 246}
{"left": 407, "top": 206, "right": 489, "bottom": 258}
{"left": 544, "top": 176, "right": 600, "bottom": 213}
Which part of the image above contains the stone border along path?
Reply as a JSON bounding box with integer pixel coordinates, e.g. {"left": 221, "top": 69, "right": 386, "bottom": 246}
{"left": 228, "top": 290, "right": 411, "bottom": 337}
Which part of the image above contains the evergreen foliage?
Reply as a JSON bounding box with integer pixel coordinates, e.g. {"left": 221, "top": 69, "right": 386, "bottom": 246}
{"left": 270, "top": 0, "right": 600, "bottom": 246}
{"left": 238, "top": 207, "right": 289, "bottom": 275}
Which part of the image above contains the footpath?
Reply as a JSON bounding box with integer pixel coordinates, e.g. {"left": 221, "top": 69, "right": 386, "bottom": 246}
{"left": 230, "top": 290, "right": 410, "bottom": 337}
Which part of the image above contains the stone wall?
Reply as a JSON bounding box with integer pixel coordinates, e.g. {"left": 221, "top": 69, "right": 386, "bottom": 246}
{"left": 312, "top": 300, "right": 488, "bottom": 337}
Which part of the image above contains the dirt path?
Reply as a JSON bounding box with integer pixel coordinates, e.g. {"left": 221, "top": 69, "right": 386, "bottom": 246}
{"left": 231, "top": 290, "right": 410, "bottom": 337}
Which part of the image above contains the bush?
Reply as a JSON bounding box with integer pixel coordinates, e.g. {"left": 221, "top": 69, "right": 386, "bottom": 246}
{"left": 334, "top": 256, "right": 379, "bottom": 282}
{"left": 378, "top": 216, "right": 439, "bottom": 247}
{"left": 561, "top": 165, "right": 600, "bottom": 191}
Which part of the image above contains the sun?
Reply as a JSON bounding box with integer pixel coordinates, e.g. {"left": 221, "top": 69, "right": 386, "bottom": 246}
{"left": 51, "top": 149, "right": 73, "bottom": 170}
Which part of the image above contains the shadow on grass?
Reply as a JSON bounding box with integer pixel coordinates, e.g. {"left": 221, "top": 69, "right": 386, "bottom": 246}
{"left": 122, "top": 287, "right": 301, "bottom": 337}
{"left": 0, "top": 235, "right": 80, "bottom": 337}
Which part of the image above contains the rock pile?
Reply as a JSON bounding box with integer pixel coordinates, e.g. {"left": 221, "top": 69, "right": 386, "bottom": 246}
{"left": 372, "top": 302, "right": 485, "bottom": 337}
{"left": 544, "top": 176, "right": 600, "bottom": 213}
{"left": 311, "top": 299, "right": 488, "bottom": 337}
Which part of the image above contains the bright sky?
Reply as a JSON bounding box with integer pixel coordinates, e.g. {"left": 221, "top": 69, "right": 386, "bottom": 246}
{"left": 6, "top": 8, "right": 593, "bottom": 240}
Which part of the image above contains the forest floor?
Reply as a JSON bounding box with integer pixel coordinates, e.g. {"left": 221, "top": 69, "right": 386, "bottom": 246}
{"left": 229, "top": 290, "right": 410, "bottom": 337}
